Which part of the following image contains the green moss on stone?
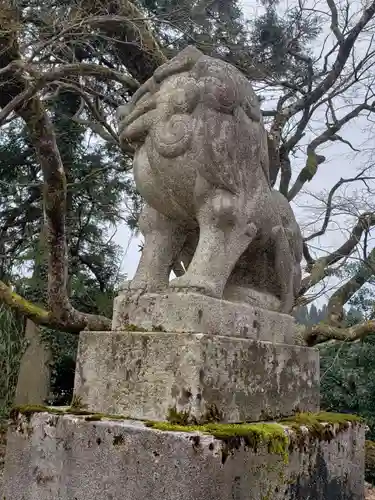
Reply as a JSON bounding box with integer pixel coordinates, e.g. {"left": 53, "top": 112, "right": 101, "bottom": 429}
{"left": 281, "top": 411, "right": 362, "bottom": 427}
{"left": 280, "top": 412, "right": 363, "bottom": 449}
{"left": 167, "top": 407, "right": 191, "bottom": 425}
{"left": 145, "top": 421, "right": 289, "bottom": 461}
{"left": 10, "top": 407, "right": 362, "bottom": 466}
{"left": 166, "top": 404, "right": 223, "bottom": 426}
{"left": 70, "top": 395, "right": 86, "bottom": 410}
{"left": 145, "top": 411, "right": 363, "bottom": 463}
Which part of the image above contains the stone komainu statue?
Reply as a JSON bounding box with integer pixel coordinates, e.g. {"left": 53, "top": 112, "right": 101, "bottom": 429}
{"left": 117, "top": 46, "right": 303, "bottom": 313}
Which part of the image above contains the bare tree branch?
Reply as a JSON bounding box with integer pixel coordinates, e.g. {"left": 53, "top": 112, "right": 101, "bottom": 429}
{"left": 285, "top": 0, "right": 375, "bottom": 118}
{"left": 0, "top": 61, "right": 140, "bottom": 125}
{"left": 287, "top": 101, "right": 375, "bottom": 200}
{"left": 300, "top": 212, "right": 375, "bottom": 295}
{"left": 304, "top": 171, "right": 375, "bottom": 242}
{"left": 326, "top": 0, "right": 345, "bottom": 43}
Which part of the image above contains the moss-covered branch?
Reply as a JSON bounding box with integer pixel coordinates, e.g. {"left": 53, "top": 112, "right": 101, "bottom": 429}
{"left": 0, "top": 281, "right": 111, "bottom": 332}
{"left": 301, "top": 251, "right": 375, "bottom": 345}
{"left": 0, "top": 281, "right": 50, "bottom": 325}
{"left": 304, "top": 319, "right": 375, "bottom": 346}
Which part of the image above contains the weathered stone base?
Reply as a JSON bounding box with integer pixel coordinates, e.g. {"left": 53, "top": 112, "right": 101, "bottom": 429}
{"left": 112, "top": 292, "right": 299, "bottom": 344}
{"left": 73, "top": 331, "right": 319, "bottom": 422}
{"left": 3, "top": 411, "right": 365, "bottom": 500}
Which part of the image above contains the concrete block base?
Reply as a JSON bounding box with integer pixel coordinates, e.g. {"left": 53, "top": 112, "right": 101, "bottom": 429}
{"left": 112, "top": 291, "right": 299, "bottom": 344}
{"left": 3, "top": 410, "right": 365, "bottom": 500}
{"left": 73, "top": 331, "right": 320, "bottom": 422}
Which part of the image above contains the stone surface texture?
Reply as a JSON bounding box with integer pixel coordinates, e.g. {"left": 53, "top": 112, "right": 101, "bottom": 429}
{"left": 3, "top": 412, "right": 365, "bottom": 500}
{"left": 112, "top": 291, "right": 299, "bottom": 344}
{"left": 117, "top": 45, "right": 303, "bottom": 314}
{"left": 74, "top": 331, "right": 319, "bottom": 422}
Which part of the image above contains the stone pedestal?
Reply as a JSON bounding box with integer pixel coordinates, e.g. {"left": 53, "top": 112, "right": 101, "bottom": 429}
{"left": 74, "top": 331, "right": 319, "bottom": 423}
{"left": 112, "top": 292, "right": 299, "bottom": 344}
{"left": 3, "top": 410, "right": 365, "bottom": 500}
{"left": 3, "top": 291, "right": 365, "bottom": 498}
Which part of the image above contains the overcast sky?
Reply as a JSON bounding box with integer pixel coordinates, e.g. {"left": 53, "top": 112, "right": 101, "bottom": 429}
{"left": 113, "top": 0, "right": 375, "bottom": 306}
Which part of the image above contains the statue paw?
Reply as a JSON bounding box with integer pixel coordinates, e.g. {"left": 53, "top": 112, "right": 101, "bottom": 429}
{"left": 118, "top": 280, "right": 159, "bottom": 296}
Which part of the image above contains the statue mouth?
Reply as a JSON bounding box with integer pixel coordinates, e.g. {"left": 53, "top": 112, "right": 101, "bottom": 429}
{"left": 122, "top": 95, "right": 156, "bottom": 128}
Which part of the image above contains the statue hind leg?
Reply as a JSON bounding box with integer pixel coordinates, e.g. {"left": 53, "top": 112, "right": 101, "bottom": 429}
{"left": 121, "top": 204, "right": 186, "bottom": 294}
{"left": 271, "top": 225, "right": 295, "bottom": 313}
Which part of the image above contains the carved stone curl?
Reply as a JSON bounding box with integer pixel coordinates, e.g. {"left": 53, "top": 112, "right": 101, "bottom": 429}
{"left": 117, "top": 46, "right": 302, "bottom": 313}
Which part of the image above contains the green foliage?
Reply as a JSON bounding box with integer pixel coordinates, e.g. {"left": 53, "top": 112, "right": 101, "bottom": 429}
{"left": 0, "top": 305, "right": 26, "bottom": 419}
{"left": 319, "top": 335, "right": 375, "bottom": 441}
{"left": 0, "top": 89, "right": 140, "bottom": 408}
{"left": 140, "top": 0, "right": 321, "bottom": 87}
{"left": 311, "top": 276, "right": 375, "bottom": 455}
{"left": 140, "top": 0, "right": 246, "bottom": 55}
{"left": 249, "top": 0, "right": 321, "bottom": 81}
{"left": 295, "top": 299, "right": 375, "bottom": 456}
{"left": 40, "top": 328, "right": 78, "bottom": 406}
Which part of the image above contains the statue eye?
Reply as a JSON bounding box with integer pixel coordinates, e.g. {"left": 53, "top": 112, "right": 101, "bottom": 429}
{"left": 201, "top": 76, "right": 238, "bottom": 114}
{"left": 170, "top": 82, "right": 200, "bottom": 114}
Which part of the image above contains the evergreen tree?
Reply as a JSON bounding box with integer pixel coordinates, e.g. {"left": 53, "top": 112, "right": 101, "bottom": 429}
{"left": 249, "top": 0, "right": 321, "bottom": 82}
{"left": 139, "top": 0, "right": 321, "bottom": 85}
{"left": 294, "top": 303, "right": 327, "bottom": 326}
{"left": 0, "top": 89, "right": 138, "bottom": 405}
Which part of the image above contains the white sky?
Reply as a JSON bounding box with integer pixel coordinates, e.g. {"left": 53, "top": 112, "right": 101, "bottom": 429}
{"left": 113, "top": 0, "right": 375, "bottom": 307}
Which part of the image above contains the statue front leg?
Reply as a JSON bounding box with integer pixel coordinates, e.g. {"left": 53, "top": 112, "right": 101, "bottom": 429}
{"left": 170, "top": 178, "right": 258, "bottom": 298}
{"left": 121, "top": 204, "right": 186, "bottom": 294}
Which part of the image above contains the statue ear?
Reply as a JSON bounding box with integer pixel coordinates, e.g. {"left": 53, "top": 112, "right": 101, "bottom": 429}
{"left": 154, "top": 46, "right": 202, "bottom": 84}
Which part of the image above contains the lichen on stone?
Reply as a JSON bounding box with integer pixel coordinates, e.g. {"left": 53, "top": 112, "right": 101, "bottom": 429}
{"left": 151, "top": 324, "right": 165, "bottom": 332}
{"left": 124, "top": 323, "right": 147, "bottom": 332}
{"left": 10, "top": 405, "right": 130, "bottom": 423}
{"left": 10, "top": 405, "right": 63, "bottom": 423}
